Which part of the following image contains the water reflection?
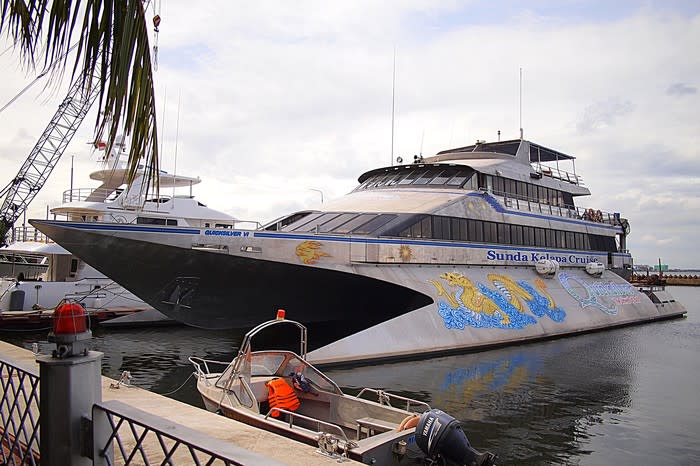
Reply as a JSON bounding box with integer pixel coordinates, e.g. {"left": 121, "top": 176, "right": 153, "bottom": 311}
{"left": 1, "top": 287, "right": 697, "bottom": 465}
{"left": 326, "top": 331, "right": 639, "bottom": 465}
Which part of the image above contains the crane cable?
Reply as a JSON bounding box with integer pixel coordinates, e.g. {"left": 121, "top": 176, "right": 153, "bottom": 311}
{"left": 0, "top": 42, "right": 79, "bottom": 116}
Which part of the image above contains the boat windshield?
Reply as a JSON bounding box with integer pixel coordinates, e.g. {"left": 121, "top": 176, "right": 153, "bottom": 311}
{"left": 230, "top": 351, "right": 341, "bottom": 394}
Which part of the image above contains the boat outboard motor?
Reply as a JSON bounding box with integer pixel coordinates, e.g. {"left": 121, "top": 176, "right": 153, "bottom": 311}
{"left": 415, "top": 409, "right": 496, "bottom": 466}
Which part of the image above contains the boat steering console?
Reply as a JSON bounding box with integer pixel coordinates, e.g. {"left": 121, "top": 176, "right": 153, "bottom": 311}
{"left": 415, "top": 409, "right": 497, "bottom": 466}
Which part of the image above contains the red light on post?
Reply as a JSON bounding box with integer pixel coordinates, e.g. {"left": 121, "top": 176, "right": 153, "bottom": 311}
{"left": 48, "top": 300, "right": 92, "bottom": 358}
{"left": 276, "top": 309, "right": 286, "bottom": 320}
{"left": 53, "top": 302, "right": 88, "bottom": 334}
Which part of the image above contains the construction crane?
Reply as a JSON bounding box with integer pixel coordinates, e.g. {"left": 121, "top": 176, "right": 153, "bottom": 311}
{"left": 0, "top": 67, "right": 102, "bottom": 247}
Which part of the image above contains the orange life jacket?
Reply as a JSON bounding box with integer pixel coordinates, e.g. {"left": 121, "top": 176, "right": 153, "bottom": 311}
{"left": 266, "top": 377, "right": 300, "bottom": 417}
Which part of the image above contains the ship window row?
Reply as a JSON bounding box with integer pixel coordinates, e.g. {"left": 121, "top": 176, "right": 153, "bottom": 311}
{"left": 395, "top": 215, "right": 616, "bottom": 252}
{"left": 137, "top": 216, "right": 178, "bottom": 226}
{"left": 356, "top": 168, "right": 478, "bottom": 191}
{"left": 282, "top": 212, "right": 399, "bottom": 235}
{"left": 487, "top": 175, "right": 574, "bottom": 208}
{"left": 355, "top": 168, "right": 574, "bottom": 209}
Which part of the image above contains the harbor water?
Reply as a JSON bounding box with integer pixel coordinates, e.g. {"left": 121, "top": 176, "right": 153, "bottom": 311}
{"left": 1, "top": 286, "right": 698, "bottom": 465}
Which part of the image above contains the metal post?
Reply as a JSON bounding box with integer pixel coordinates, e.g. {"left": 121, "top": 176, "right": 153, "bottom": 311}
{"left": 37, "top": 351, "right": 103, "bottom": 465}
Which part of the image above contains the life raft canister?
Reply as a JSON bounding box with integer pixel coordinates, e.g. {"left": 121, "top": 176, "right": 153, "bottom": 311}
{"left": 266, "top": 377, "right": 300, "bottom": 417}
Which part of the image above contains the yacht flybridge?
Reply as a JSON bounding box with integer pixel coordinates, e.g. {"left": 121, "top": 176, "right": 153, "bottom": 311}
{"left": 32, "top": 138, "right": 686, "bottom": 363}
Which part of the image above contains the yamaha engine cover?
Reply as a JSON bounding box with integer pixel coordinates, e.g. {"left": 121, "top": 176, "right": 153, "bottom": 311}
{"left": 415, "top": 409, "right": 496, "bottom": 466}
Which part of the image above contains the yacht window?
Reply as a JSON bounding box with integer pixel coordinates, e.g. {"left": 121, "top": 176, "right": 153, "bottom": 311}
{"left": 70, "top": 259, "right": 79, "bottom": 273}
{"left": 286, "top": 212, "right": 324, "bottom": 231}
{"left": 334, "top": 214, "right": 376, "bottom": 234}
{"left": 484, "top": 222, "right": 497, "bottom": 243}
{"left": 398, "top": 169, "right": 426, "bottom": 185}
{"left": 295, "top": 213, "right": 341, "bottom": 232}
{"left": 137, "top": 217, "right": 167, "bottom": 225}
{"left": 511, "top": 225, "right": 523, "bottom": 245}
{"left": 583, "top": 234, "right": 591, "bottom": 250}
{"left": 387, "top": 171, "right": 409, "bottom": 186}
{"left": 468, "top": 220, "right": 484, "bottom": 242}
{"left": 535, "top": 228, "right": 546, "bottom": 247}
{"left": 373, "top": 174, "right": 394, "bottom": 187}
{"left": 451, "top": 218, "right": 467, "bottom": 240}
{"left": 527, "top": 184, "right": 537, "bottom": 201}
{"left": 566, "top": 232, "right": 575, "bottom": 249}
{"left": 505, "top": 179, "right": 516, "bottom": 196}
{"left": 428, "top": 170, "right": 452, "bottom": 185}
{"left": 446, "top": 170, "right": 472, "bottom": 187}
{"left": 556, "top": 230, "right": 566, "bottom": 248}
{"left": 413, "top": 170, "right": 438, "bottom": 185}
{"left": 353, "top": 214, "right": 397, "bottom": 235}
{"left": 493, "top": 176, "right": 505, "bottom": 195}
{"left": 497, "top": 223, "right": 511, "bottom": 244}
{"left": 575, "top": 232, "right": 584, "bottom": 250}
{"left": 214, "top": 223, "right": 232, "bottom": 229}
{"left": 464, "top": 174, "right": 479, "bottom": 190}
{"left": 319, "top": 213, "right": 355, "bottom": 232}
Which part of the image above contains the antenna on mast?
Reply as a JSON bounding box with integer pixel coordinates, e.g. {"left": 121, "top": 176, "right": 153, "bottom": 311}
{"left": 519, "top": 67, "right": 524, "bottom": 140}
{"left": 172, "top": 91, "right": 181, "bottom": 202}
{"left": 390, "top": 47, "right": 396, "bottom": 166}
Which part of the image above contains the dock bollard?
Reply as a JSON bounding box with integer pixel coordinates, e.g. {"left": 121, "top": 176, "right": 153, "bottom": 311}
{"left": 37, "top": 300, "right": 104, "bottom": 465}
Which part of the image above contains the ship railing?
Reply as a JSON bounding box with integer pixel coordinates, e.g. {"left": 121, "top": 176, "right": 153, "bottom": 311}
{"left": 531, "top": 162, "right": 584, "bottom": 186}
{"left": 355, "top": 388, "right": 431, "bottom": 413}
{"left": 9, "top": 226, "right": 53, "bottom": 244}
{"left": 62, "top": 187, "right": 121, "bottom": 203}
{"left": 492, "top": 190, "right": 622, "bottom": 226}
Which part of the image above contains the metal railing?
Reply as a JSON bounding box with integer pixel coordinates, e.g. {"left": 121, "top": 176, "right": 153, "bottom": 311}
{"left": 491, "top": 191, "right": 622, "bottom": 226}
{"left": 62, "top": 187, "right": 122, "bottom": 203}
{"left": 0, "top": 358, "right": 40, "bottom": 466}
{"left": 355, "top": 388, "right": 431, "bottom": 413}
{"left": 9, "top": 226, "right": 53, "bottom": 244}
{"left": 531, "top": 163, "right": 584, "bottom": 186}
{"left": 0, "top": 351, "right": 284, "bottom": 465}
{"left": 92, "top": 400, "right": 281, "bottom": 466}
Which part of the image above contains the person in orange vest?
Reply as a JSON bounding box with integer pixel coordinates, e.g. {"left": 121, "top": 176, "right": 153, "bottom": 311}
{"left": 266, "top": 377, "right": 301, "bottom": 417}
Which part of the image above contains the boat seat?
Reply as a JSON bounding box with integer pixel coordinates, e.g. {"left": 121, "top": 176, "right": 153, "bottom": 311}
{"left": 356, "top": 416, "right": 397, "bottom": 439}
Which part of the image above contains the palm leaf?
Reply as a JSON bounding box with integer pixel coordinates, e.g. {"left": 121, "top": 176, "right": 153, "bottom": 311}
{"left": 0, "top": 0, "right": 159, "bottom": 195}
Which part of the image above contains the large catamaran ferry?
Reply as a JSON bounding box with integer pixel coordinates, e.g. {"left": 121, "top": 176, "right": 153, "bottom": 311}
{"left": 32, "top": 138, "right": 686, "bottom": 364}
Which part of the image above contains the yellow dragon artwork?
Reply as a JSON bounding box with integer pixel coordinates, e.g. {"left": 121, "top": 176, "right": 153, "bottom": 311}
{"left": 295, "top": 240, "right": 330, "bottom": 264}
{"left": 430, "top": 272, "right": 565, "bottom": 329}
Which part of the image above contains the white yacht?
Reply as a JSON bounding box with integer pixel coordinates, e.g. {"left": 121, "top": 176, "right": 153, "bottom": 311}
{"left": 32, "top": 138, "right": 686, "bottom": 362}
{"left": 1, "top": 140, "right": 239, "bottom": 321}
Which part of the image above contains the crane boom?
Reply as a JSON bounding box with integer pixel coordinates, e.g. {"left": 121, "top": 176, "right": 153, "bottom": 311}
{"left": 0, "top": 67, "right": 102, "bottom": 247}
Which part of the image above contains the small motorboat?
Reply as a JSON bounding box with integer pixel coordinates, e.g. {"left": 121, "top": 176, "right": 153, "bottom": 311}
{"left": 190, "top": 310, "right": 496, "bottom": 465}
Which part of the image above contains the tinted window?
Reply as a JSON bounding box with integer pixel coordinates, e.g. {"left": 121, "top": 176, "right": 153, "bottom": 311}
{"left": 137, "top": 217, "right": 166, "bottom": 225}
{"left": 413, "top": 170, "right": 437, "bottom": 185}
{"left": 493, "top": 176, "right": 505, "bottom": 194}
{"left": 334, "top": 214, "right": 376, "bottom": 234}
{"left": 319, "top": 213, "right": 355, "bottom": 232}
{"left": 398, "top": 169, "right": 426, "bottom": 185}
{"left": 484, "top": 222, "right": 497, "bottom": 243}
{"left": 428, "top": 171, "right": 453, "bottom": 185}
{"left": 511, "top": 225, "right": 523, "bottom": 245}
{"left": 288, "top": 212, "right": 325, "bottom": 231}
{"left": 353, "top": 214, "right": 397, "bottom": 235}
{"left": 296, "top": 213, "right": 340, "bottom": 232}
{"left": 446, "top": 170, "right": 472, "bottom": 187}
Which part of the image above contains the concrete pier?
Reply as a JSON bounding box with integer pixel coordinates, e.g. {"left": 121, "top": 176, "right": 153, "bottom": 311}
{"left": 0, "top": 340, "right": 359, "bottom": 465}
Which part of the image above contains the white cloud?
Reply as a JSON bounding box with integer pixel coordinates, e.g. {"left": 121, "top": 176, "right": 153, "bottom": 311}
{"left": 1, "top": 3, "right": 698, "bottom": 267}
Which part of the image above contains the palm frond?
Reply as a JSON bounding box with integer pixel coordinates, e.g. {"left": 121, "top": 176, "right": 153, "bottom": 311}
{"left": 0, "top": 0, "right": 159, "bottom": 194}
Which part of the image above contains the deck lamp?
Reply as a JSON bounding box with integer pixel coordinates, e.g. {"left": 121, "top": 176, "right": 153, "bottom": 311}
{"left": 48, "top": 300, "right": 91, "bottom": 358}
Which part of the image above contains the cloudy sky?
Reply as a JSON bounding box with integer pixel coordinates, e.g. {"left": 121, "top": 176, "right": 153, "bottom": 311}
{"left": 1, "top": 0, "right": 698, "bottom": 268}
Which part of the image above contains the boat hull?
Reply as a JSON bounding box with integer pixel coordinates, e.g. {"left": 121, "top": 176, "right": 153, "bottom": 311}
{"left": 31, "top": 220, "right": 686, "bottom": 362}
{"left": 31, "top": 220, "right": 432, "bottom": 348}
